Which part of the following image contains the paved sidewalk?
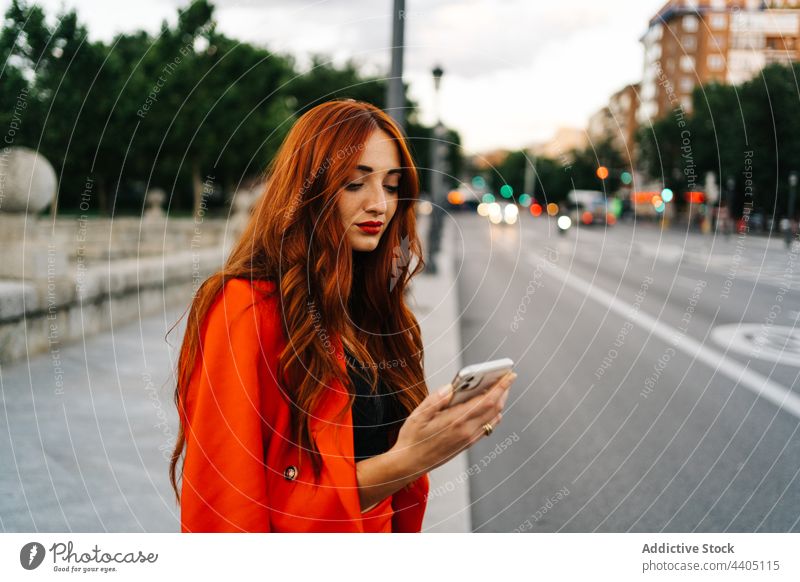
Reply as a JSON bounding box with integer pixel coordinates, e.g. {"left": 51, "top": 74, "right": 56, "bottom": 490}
{"left": 410, "top": 219, "right": 471, "bottom": 533}
{"left": 0, "top": 303, "right": 184, "bottom": 531}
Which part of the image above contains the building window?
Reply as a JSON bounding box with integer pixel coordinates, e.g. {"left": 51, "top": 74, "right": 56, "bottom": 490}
{"left": 682, "top": 35, "right": 697, "bottom": 51}
{"left": 732, "top": 33, "right": 764, "bottom": 50}
{"left": 710, "top": 0, "right": 726, "bottom": 8}
{"left": 707, "top": 54, "right": 725, "bottom": 70}
{"left": 680, "top": 55, "right": 696, "bottom": 72}
{"left": 680, "top": 77, "right": 694, "bottom": 93}
{"left": 681, "top": 96, "right": 692, "bottom": 112}
{"left": 653, "top": 24, "right": 663, "bottom": 40}
{"left": 710, "top": 14, "right": 727, "bottom": 30}
{"left": 649, "top": 43, "right": 662, "bottom": 60}
{"left": 646, "top": 24, "right": 663, "bottom": 43}
{"left": 683, "top": 15, "right": 699, "bottom": 32}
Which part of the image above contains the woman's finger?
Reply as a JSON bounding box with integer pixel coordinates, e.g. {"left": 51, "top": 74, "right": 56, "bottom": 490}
{"left": 446, "top": 372, "right": 516, "bottom": 422}
{"left": 468, "top": 411, "right": 503, "bottom": 447}
{"left": 415, "top": 383, "right": 454, "bottom": 417}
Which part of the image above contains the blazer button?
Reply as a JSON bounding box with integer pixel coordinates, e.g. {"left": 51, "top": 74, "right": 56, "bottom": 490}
{"left": 283, "top": 465, "right": 298, "bottom": 481}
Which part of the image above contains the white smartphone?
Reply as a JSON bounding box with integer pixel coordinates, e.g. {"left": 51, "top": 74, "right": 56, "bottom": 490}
{"left": 447, "top": 358, "right": 515, "bottom": 407}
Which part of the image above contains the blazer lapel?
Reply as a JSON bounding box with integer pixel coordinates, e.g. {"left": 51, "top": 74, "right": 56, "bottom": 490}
{"left": 307, "top": 332, "right": 364, "bottom": 530}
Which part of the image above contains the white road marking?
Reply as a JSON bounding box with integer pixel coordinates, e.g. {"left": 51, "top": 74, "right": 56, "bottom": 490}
{"left": 528, "top": 254, "right": 800, "bottom": 421}
{"left": 711, "top": 324, "right": 800, "bottom": 367}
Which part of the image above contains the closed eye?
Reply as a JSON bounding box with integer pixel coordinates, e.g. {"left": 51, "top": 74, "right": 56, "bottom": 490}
{"left": 344, "top": 183, "right": 399, "bottom": 193}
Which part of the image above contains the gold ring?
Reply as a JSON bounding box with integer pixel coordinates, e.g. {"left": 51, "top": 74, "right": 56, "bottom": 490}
{"left": 482, "top": 422, "right": 494, "bottom": 436}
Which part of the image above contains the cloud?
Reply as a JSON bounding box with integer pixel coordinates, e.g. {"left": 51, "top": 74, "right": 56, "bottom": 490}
{"left": 212, "top": 0, "right": 632, "bottom": 79}
{"left": 209, "top": 0, "right": 665, "bottom": 151}
{"left": 0, "top": 0, "right": 666, "bottom": 151}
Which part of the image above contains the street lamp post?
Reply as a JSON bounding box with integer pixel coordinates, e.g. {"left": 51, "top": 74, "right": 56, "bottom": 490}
{"left": 724, "top": 176, "right": 736, "bottom": 237}
{"left": 386, "top": 0, "right": 405, "bottom": 130}
{"left": 524, "top": 149, "right": 537, "bottom": 201}
{"left": 786, "top": 171, "right": 798, "bottom": 249}
{"left": 431, "top": 64, "right": 443, "bottom": 120}
{"left": 425, "top": 65, "right": 445, "bottom": 275}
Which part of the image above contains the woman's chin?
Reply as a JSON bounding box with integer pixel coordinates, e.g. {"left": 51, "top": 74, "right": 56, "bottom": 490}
{"left": 350, "top": 236, "right": 381, "bottom": 252}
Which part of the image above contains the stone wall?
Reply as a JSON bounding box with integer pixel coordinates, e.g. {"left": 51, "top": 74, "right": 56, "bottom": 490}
{"left": 0, "top": 216, "right": 233, "bottom": 364}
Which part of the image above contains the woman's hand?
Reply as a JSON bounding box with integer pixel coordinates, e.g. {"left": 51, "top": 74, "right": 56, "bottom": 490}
{"left": 390, "top": 371, "right": 517, "bottom": 481}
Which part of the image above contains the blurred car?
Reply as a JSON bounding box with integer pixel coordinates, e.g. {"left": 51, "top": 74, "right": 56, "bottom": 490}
{"left": 450, "top": 183, "right": 482, "bottom": 211}
{"left": 567, "top": 189, "right": 615, "bottom": 226}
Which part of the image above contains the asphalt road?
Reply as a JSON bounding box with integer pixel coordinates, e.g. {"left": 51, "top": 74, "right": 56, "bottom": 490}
{"left": 454, "top": 212, "right": 800, "bottom": 532}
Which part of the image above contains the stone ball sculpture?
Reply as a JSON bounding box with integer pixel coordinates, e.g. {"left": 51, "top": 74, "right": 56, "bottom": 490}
{"left": 0, "top": 146, "right": 57, "bottom": 214}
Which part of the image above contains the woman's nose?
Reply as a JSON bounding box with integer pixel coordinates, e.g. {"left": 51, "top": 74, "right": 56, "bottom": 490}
{"left": 364, "top": 183, "right": 389, "bottom": 213}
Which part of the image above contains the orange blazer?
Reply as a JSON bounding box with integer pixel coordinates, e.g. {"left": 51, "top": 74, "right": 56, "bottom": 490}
{"left": 179, "top": 278, "right": 429, "bottom": 532}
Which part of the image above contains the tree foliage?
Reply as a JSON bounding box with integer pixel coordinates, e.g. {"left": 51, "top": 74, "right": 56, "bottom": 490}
{"left": 637, "top": 63, "right": 800, "bottom": 218}
{"left": 485, "top": 137, "right": 624, "bottom": 205}
{"left": 0, "top": 0, "right": 461, "bottom": 215}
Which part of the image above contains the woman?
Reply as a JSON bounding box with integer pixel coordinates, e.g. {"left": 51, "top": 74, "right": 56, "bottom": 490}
{"left": 169, "top": 99, "right": 516, "bottom": 532}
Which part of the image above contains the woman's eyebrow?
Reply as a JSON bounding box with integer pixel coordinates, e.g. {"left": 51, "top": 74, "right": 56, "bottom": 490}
{"left": 356, "top": 164, "right": 402, "bottom": 175}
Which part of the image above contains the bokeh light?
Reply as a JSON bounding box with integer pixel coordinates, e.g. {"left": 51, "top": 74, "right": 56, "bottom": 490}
{"left": 471, "top": 176, "right": 486, "bottom": 189}
{"left": 447, "top": 190, "right": 464, "bottom": 205}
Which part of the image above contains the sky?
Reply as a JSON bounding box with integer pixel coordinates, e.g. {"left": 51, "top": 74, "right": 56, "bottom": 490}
{"left": 3, "top": 0, "right": 667, "bottom": 154}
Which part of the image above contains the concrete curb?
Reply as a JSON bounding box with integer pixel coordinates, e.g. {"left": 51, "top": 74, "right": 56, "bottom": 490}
{"left": 409, "top": 219, "right": 472, "bottom": 533}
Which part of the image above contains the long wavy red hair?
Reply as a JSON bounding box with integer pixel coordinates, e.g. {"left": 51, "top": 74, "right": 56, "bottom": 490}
{"left": 168, "top": 99, "right": 428, "bottom": 500}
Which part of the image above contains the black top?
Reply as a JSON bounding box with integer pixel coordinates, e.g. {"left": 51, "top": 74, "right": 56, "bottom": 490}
{"left": 344, "top": 347, "right": 402, "bottom": 461}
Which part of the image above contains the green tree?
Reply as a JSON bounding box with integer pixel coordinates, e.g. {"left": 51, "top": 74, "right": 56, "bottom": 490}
{"left": 566, "top": 137, "right": 624, "bottom": 195}
{"left": 0, "top": 0, "right": 110, "bottom": 214}
{"left": 638, "top": 62, "right": 800, "bottom": 219}
{"left": 489, "top": 149, "right": 527, "bottom": 198}
{"left": 532, "top": 157, "right": 574, "bottom": 204}
{"left": 737, "top": 63, "right": 800, "bottom": 218}
{"left": 0, "top": 0, "right": 463, "bottom": 216}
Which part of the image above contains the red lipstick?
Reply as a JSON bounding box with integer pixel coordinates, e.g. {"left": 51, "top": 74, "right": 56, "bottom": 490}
{"left": 356, "top": 220, "right": 383, "bottom": 235}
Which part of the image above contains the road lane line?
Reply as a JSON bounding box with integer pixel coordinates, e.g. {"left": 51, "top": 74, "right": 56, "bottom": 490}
{"left": 528, "top": 255, "right": 800, "bottom": 421}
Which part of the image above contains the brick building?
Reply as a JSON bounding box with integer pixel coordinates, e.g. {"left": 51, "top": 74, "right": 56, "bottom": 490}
{"left": 638, "top": 0, "right": 800, "bottom": 124}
